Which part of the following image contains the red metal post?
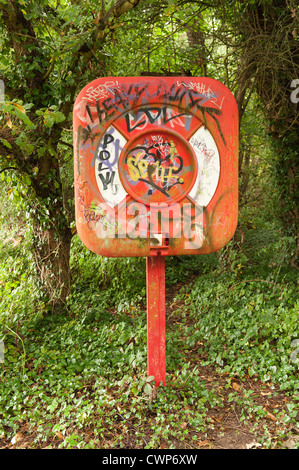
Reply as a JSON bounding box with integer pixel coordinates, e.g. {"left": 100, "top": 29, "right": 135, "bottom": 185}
{"left": 146, "top": 254, "right": 166, "bottom": 386}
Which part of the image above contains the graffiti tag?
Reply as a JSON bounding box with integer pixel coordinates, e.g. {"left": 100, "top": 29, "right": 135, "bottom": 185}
{"left": 126, "top": 137, "right": 184, "bottom": 197}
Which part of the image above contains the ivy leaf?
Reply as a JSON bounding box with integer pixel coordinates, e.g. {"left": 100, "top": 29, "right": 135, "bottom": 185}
{"left": 144, "top": 383, "right": 152, "bottom": 395}
{"left": 47, "top": 400, "right": 59, "bottom": 413}
{"left": 44, "top": 110, "right": 65, "bottom": 128}
{"left": 0, "top": 138, "right": 12, "bottom": 149}
{"left": 3, "top": 103, "right": 36, "bottom": 129}
{"left": 51, "top": 111, "right": 65, "bottom": 124}
{"left": 146, "top": 375, "right": 155, "bottom": 382}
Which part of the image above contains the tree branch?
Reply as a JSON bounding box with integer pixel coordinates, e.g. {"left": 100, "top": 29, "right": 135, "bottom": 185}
{"left": 77, "top": 0, "right": 142, "bottom": 63}
{"left": 58, "top": 0, "right": 142, "bottom": 123}
{"left": 0, "top": 0, "right": 45, "bottom": 90}
{"left": 0, "top": 167, "right": 18, "bottom": 174}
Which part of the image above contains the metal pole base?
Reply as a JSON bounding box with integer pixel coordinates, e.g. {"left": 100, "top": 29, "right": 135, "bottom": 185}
{"left": 146, "top": 254, "right": 166, "bottom": 386}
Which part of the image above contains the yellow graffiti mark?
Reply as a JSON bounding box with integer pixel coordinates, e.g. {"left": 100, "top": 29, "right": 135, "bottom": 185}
{"left": 126, "top": 140, "right": 183, "bottom": 187}
{"left": 127, "top": 155, "right": 184, "bottom": 186}
{"left": 127, "top": 156, "right": 143, "bottom": 181}
{"left": 169, "top": 140, "right": 177, "bottom": 160}
{"left": 138, "top": 159, "right": 148, "bottom": 178}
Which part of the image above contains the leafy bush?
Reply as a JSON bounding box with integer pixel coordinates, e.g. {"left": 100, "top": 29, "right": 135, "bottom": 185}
{"left": 186, "top": 264, "right": 298, "bottom": 391}
{"left": 0, "top": 176, "right": 298, "bottom": 449}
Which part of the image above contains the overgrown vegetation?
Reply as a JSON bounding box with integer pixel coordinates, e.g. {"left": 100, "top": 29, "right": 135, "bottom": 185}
{"left": 0, "top": 191, "right": 298, "bottom": 448}
{"left": 0, "top": 0, "right": 298, "bottom": 450}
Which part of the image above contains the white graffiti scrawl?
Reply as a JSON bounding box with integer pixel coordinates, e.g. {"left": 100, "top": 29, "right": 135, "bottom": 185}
{"left": 177, "top": 80, "right": 225, "bottom": 110}
{"left": 189, "top": 126, "right": 220, "bottom": 206}
{"left": 82, "top": 81, "right": 120, "bottom": 102}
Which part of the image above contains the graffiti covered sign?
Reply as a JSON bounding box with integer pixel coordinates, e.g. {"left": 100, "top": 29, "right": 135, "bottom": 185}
{"left": 73, "top": 77, "right": 238, "bottom": 257}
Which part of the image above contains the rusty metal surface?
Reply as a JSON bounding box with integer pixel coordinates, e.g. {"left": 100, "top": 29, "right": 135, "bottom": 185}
{"left": 73, "top": 77, "right": 238, "bottom": 257}
{"left": 146, "top": 255, "right": 166, "bottom": 386}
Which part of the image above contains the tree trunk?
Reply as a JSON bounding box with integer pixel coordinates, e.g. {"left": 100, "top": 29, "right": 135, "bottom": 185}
{"left": 239, "top": 0, "right": 299, "bottom": 265}
{"left": 30, "top": 147, "right": 73, "bottom": 307}
{"left": 186, "top": 18, "right": 207, "bottom": 76}
{"left": 33, "top": 220, "right": 72, "bottom": 307}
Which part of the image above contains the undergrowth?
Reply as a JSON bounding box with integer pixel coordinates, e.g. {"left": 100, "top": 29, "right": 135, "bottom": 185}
{"left": 0, "top": 196, "right": 298, "bottom": 448}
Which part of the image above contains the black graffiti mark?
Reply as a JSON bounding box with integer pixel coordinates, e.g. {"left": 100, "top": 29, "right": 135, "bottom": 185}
{"left": 201, "top": 107, "right": 226, "bottom": 146}
{"left": 156, "top": 83, "right": 211, "bottom": 111}
{"left": 98, "top": 170, "right": 116, "bottom": 191}
{"left": 86, "top": 105, "right": 94, "bottom": 123}
{"left": 127, "top": 142, "right": 184, "bottom": 168}
{"left": 119, "top": 84, "right": 147, "bottom": 110}
{"left": 125, "top": 106, "right": 188, "bottom": 132}
{"left": 90, "top": 85, "right": 148, "bottom": 125}
{"left": 98, "top": 161, "right": 110, "bottom": 173}
{"left": 95, "top": 133, "right": 118, "bottom": 194}
{"left": 145, "top": 177, "right": 182, "bottom": 198}
{"left": 127, "top": 144, "right": 164, "bottom": 161}
{"left": 82, "top": 124, "right": 95, "bottom": 144}
{"left": 153, "top": 84, "right": 226, "bottom": 146}
{"left": 92, "top": 132, "right": 122, "bottom": 170}
{"left": 169, "top": 155, "right": 183, "bottom": 174}
{"left": 96, "top": 99, "right": 115, "bottom": 124}
{"left": 126, "top": 140, "right": 184, "bottom": 197}
{"left": 82, "top": 82, "right": 225, "bottom": 146}
{"left": 139, "top": 178, "right": 170, "bottom": 197}
{"left": 97, "top": 133, "right": 115, "bottom": 160}
{"left": 156, "top": 83, "right": 187, "bottom": 107}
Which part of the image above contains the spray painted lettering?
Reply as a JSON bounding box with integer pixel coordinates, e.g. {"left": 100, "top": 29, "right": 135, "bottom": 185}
{"left": 94, "top": 126, "right": 128, "bottom": 207}
{"left": 75, "top": 80, "right": 224, "bottom": 139}
{"left": 125, "top": 107, "right": 188, "bottom": 132}
{"left": 82, "top": 80, "right": 120, "bottom": 101}
{"left": 125, "top": 136, "right": 184, "bottom": 197}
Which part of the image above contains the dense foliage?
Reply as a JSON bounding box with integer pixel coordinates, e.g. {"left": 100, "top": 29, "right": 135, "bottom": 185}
{"left": 0, "top": 0, "right": 298, "bottom": 449}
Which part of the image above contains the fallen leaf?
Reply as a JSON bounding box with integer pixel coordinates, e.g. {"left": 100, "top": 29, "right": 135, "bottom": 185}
{"left": 266, "top": 411, "right": 277, "bottom": 422}
{"left": 55, "top": 431, "right": 64, "bottom": 440}
{"left": 11, "top": 433, "right": 23, "bottom": 445}
{"left": 213, "top": 417, "right": 223, "bottom": 423}
{"left": 14, "top": 103, "right": 26, "bottom": 114}
{"left": 198, "top": 440, "right": 210, "bottom": 447}
{"left": 246, "top": 441, "right": 262, "bottom": 449}
{"left": 232, "top": 382, "right": 241, "bottom": 391}
{"left": 150, "top": 386, "right": 157, "bottom": 401}
{"left": 284, "top": 436, "right": 299, "bottom": 449}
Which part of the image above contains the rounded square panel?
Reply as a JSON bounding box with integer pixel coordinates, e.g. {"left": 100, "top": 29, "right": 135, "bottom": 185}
{"left": 73, "top": 77, "right": 238, "bottom": 257}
